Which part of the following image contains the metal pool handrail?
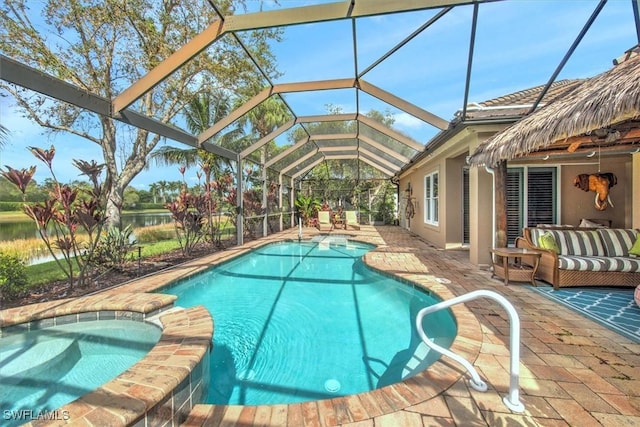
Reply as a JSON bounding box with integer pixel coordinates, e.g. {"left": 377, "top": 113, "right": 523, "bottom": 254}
{"left": 415, "top": 289, "right": 525, "bottom": 413}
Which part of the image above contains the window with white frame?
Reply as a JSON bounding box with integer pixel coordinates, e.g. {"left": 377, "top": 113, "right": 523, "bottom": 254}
{"left": 424, "top": 171, "right": 439, "bottom": 225}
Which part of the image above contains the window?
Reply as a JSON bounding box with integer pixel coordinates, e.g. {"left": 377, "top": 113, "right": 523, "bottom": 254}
{"left": 424, "top": 171, "right": 439, "bottom": 225}
{"left": 506, "top": 167, "right": 557, "bottom": 244}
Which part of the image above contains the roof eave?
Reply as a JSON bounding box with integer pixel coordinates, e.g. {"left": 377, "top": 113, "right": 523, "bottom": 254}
{"left": 396, "top": 115, "right": 525, "bottom": 177}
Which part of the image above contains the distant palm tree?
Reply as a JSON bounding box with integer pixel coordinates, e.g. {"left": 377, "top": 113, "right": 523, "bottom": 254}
{"left": 157, "top": 180, "right": 169, "bottom": 203}
{"left": 148, "top": 182, "right": 160, "bottom": 203}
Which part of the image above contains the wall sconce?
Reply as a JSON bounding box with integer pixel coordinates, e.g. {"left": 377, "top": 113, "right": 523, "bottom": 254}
{"left": 542, "top": 155, "right": 550, "bottom": 160}
{"left": 586, "top": 151, "right": 596, "bottom": 158}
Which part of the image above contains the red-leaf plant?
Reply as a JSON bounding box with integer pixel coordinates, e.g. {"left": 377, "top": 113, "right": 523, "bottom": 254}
{"left": 1, "top": 146, "right": 107, "bottom": 289}
{"left": 165, "top": 190, "right": 208, "bottom": 257}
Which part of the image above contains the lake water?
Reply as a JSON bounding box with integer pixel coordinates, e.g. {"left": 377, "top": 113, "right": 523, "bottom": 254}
{"left": 0, "top": 212, "right": 174, "bottom": 241}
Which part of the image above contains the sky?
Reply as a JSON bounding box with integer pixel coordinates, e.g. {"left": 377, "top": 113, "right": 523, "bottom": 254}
{"left": 0, "top": 0, "right": 638, "bottom": 190}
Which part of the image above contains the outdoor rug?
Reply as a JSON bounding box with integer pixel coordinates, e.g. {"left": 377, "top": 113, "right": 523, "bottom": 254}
{"left": 529, "top": 285, "right": 640, "bottom": 343}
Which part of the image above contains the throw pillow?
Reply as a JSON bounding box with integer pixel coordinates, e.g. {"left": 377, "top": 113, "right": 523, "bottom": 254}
{"left": 579, "top": 218, "right": 605, "bottom": 228}
{"left": 629, "top": 234, "right": 640, "bottom": 257}
{"left": 538, "top": 232, "right": 559, "bottom": 254}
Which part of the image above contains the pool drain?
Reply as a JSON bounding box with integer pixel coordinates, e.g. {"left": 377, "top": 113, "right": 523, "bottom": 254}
{"left": 324, "top": 379, "right": 341, "bottom": 393}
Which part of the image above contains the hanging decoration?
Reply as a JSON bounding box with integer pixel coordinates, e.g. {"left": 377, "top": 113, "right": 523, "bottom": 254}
{"left": 572, "top": 172, "right": 617, "bottom": 211}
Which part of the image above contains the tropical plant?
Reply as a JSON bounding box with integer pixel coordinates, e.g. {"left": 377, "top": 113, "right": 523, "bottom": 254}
{"left": 151, "top": 90, "right": 243, "bottom": 245}
{"left": 373, "top": 181, "right": 397, "bottom": 223}
{"left": 165, "top": 191, "right": 208, "bottom": 256}
{"left": 0, "top": 146, "right": 107, "bottom": 289}
{"left": 92, "top": 225, "right": 138, "bottom": 272}
{"left": 294, "top": 195, "right": 321, "bottom": 227}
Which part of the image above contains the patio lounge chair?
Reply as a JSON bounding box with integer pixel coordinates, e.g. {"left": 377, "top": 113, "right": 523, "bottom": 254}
{"left": 345, "top": 211, "right": 360, "bottom": 230}
{"left": 317, "top": 211, "right": 333, "bottom": 231}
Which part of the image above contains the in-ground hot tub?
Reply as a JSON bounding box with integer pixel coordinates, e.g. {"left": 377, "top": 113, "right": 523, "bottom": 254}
{"left": 0, "top": 318, "right": 161, "bottom": 425}
{"left": 0, "top": 293, "right": 212, "bottom": 426}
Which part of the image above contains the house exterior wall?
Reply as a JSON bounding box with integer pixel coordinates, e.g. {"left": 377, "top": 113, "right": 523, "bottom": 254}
{"left": 399, "top": 129, "right": 637, "bottom": 268}
{"left": 399, "top": 128, "right": 498, "bottom": 267}
{"left": 444, "top": 154, "right": 466, "bottom": 246}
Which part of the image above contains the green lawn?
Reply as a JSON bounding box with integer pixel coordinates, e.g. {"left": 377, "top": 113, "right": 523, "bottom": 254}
{"left": 25, "top": 239, "right": 186, "bottom": 287}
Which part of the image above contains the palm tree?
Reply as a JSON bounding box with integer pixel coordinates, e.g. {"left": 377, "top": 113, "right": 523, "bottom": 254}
{"left": 235, "top": 85, "right": 291, "bottom": 155}
{"left": 149, "top": 90, "right": 241, "bottom": 180}
{"left": 157, "top": 180, "right": 169, "bottom": 203}
{"left": 148, "top": 182, "right": 160, "bottom": 204}
{"left": 150, "top": 90, "right": 246, "bottom": 244}
{"left": 0, "top": 124, "right": 9, "bottom": 150}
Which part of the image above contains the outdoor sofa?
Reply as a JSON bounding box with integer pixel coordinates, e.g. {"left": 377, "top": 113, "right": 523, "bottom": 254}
{"left": 516, "top": 226, "right": 640, "bottom": 289}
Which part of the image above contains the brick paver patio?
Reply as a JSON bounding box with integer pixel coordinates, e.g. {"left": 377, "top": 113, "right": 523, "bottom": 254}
{"left": 183, "top": 226, "right": 640, "bottom": 426}
{"left": 2, "top": 225, "right": 638, "bottom": 426}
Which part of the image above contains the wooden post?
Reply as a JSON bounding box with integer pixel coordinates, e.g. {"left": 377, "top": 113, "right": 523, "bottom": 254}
{"left": 494, "top": 160, "right": 508, "bottom": 249}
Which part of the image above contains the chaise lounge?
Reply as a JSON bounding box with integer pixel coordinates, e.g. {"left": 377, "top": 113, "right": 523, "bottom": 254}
{"left": 317, "top": 211, "right": 333, "bottom": 231}
{"left": 345, "top": 211, "right": 360, "bottom": 230}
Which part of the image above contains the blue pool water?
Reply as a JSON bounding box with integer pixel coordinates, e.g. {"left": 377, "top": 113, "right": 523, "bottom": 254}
{"left": 162, "top": 238, "right": 457, "bottom": 405}
{"left": 0, "top": 319, "right": 161, "bottom": 425}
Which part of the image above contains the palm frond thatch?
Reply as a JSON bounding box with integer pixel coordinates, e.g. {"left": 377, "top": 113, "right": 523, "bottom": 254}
{"left": 468, "top": 47, "right": 640, "bottom": 167}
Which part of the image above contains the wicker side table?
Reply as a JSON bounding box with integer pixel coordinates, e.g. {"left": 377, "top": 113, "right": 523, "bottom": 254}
{"left": 490, "top": 247, "right": 542, "bottom": 286}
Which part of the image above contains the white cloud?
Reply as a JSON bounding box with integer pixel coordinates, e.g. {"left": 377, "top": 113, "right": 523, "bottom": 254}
{"left": 393, "top": 112, "right": 425, "bottom": 130}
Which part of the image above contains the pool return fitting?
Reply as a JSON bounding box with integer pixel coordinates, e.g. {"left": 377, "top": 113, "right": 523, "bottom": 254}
{"left": 415, "top": 289, "right": 525, "bottom": 413}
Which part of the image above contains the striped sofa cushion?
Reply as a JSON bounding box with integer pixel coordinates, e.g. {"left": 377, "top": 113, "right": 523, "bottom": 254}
{"left": 529, "top": 228, "right": 545, "bottom": 247}
{"left": 601, "top": 257, "right": 640, "bottom": 273}
{"left": 557, "top": 255, "right": 608, "bottom": 271}
{"left": 558, "top": 230, "right": 605, "bottom": 256}
{"left": 531, "top": 229, "right": 604, "bottom": 256}
{"left": 597, "top": 229, "right": 639, "bottom": 257}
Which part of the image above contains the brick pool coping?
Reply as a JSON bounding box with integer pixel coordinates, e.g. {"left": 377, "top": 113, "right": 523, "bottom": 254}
{"left": 0, "top": 226, "right": 483, "bottom": 426}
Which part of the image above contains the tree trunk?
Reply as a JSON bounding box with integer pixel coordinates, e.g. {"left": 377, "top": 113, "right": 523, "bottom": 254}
{"left": 106, "top": 186, "right": 124, "bottom": 229}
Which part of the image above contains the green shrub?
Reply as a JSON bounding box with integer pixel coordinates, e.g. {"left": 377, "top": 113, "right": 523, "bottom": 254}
{"left": 0, "top": 252, "right": 29, "bottom": 300}
{"left": 92, "top": 225, "right": 138, "bottom": 271}
{"left": 135, "top": 226, "right": 177, "bottom": 243}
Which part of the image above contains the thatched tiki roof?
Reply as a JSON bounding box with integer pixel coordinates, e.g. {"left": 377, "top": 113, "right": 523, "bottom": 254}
{"left": 468, "top": 46, "right": 640, "bottom": 167}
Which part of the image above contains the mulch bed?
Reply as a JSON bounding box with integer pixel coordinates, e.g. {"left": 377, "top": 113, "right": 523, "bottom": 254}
{"left": 1, "top": 241, "right": 232, "bottom": 310}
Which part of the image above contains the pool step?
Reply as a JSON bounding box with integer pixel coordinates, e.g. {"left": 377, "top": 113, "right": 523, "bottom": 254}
{"left": 402, "top": 341, "right": 432, "bottom": 378}
{"left": 0, "top": 336, "right": 81, "bottom": 385}
{"left": 146, "top": 306, "right": 185, "bottom": 327}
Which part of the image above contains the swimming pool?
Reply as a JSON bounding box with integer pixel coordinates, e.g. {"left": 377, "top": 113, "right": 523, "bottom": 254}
{"left": 162, "top": 238, "right": 457, "bottom": 405}
{"left": 0, "top": 319, "right": 161, "bottom": 425}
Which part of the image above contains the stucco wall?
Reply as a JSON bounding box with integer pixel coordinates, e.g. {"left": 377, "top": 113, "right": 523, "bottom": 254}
{"left": 445, "top": 154, "right": 465, "bottom": 246}
{"left": 399, "top": 129, "right": 496, "bottom": 266}
{"left": 403, "top": 161, "right": 446, "bottom": 248}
